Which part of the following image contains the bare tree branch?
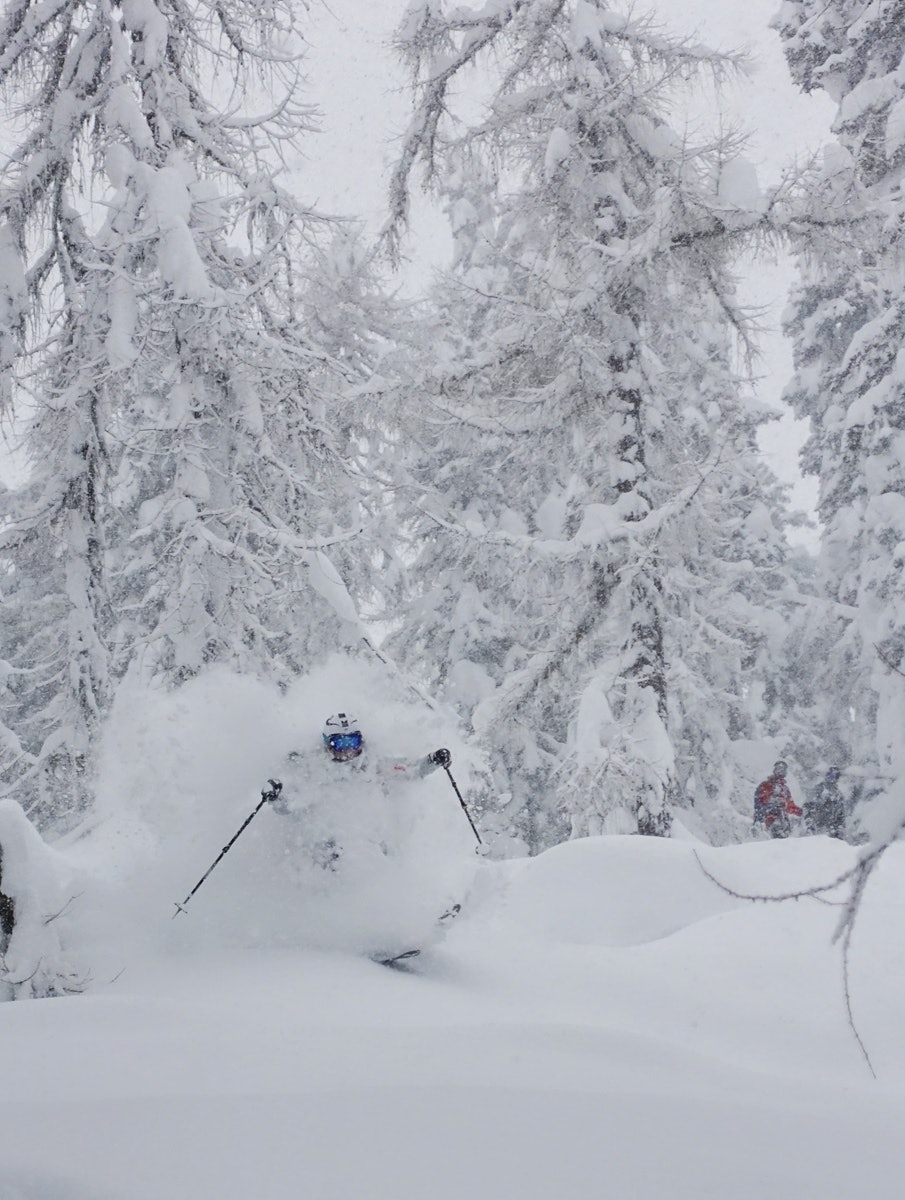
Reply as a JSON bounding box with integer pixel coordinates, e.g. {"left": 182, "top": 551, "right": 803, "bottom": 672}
{"left": 693, "top": 849, "right": 878, "bottom": 1077}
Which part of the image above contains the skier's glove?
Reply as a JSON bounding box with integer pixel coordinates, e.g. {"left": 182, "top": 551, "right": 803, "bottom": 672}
{"left": 430, "top": 748, "right": 451, "bottom": 768}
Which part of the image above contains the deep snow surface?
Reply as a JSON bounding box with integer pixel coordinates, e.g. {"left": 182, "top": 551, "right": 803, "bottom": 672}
{"left": 1, "top": 662, "right": 902, "bottom": 1198}
{"left": 1, "top": 831, "right": 903, "bottom": 1200}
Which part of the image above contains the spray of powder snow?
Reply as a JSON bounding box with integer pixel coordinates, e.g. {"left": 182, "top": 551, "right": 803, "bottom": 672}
{"left": 62, "top": 655, "right": 479, "bottom": 977}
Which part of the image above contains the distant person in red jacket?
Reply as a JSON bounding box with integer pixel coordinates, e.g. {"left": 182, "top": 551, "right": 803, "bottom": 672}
{"left": 753, "top": 760, "right": 802, "bottom": 838}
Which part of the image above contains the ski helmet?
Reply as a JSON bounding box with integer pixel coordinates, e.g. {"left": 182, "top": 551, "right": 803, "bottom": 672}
{"left": 773, "top": 760, "right": 788, "bottom": 777}
{"left": 322, "top": 712, "right": 363, "bottom": 760}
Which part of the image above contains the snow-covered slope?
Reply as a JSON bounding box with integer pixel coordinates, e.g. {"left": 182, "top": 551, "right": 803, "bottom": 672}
{"left": 1, "top": 833, "right": 902, "bottom": 1200}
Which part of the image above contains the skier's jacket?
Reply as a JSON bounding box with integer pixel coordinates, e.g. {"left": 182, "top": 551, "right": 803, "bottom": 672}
{"left": 269, "top": 747, "right": 444, "bottom": 870}
{"left": 753, "top": 775, "right": 802, "bottom": 829}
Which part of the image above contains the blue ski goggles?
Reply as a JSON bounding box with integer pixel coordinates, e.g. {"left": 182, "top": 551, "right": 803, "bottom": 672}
{"left": 325, "top": 731, "right": 363, "bottom": 753}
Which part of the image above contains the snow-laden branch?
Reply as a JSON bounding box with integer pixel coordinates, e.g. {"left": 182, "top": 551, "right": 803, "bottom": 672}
{"left": 411, "top": 430, "right": 732, "bottom": 562}
{"left": 384, "top": 0, "right": 750, "bottom": 255}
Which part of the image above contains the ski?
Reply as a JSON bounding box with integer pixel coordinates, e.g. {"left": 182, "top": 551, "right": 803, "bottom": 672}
{"left": 370, "top": 903, "right": 462, "bottom": 969}
{"left": 373, "top": 948, "right": 421, "bottom": 970}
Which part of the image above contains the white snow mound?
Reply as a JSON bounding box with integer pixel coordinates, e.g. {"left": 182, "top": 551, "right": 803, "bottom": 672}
{"left": 493, "top": 832, "right": 857, "bottom": 947}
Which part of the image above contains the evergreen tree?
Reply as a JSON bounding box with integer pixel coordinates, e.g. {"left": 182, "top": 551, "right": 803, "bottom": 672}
{"left": 0, "top": 1, "right": 381, "bottom": 826}
{"left": 774, "top": 0, "right": 905, "bottom": 809}
{"left": 382, "top": 0, "right": 800, "bottom": 847}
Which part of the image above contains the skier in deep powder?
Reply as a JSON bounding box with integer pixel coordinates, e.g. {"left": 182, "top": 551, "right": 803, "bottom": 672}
{"left": 268, "top": 712, "right": 451, "bottom": 870}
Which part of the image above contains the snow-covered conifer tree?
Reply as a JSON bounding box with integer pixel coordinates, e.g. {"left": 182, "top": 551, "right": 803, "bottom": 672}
{"left": 382, "top": 0, "right": 800, "bottom": 847}
{"left": 0, "top": 2, "right": 123, "bottom": 821}
{"left": 0, "top": 1, "right": 383, "bottom": 826}
{"left": 774, "top": 0, "right": 905, "bottom": 812}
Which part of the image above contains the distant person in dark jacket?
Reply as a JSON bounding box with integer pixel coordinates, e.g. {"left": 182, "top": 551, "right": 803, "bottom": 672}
{"left": 753, "top": 760, "right": 802, "bottom": 838}
{"left": 804, "top": 767, "right": 847, "bottom": 839}
{"left": 0, "top": 843, "right": 14, "bottom": 952}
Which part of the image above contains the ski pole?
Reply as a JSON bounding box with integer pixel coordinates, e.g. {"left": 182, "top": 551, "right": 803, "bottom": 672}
{"left": 442, "top": 764, "right": 483, "bottom": 849}
{"left": 173, "top": 780, "right": 282, "bottom": 916}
